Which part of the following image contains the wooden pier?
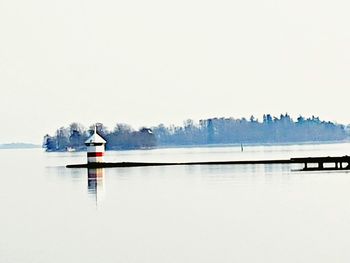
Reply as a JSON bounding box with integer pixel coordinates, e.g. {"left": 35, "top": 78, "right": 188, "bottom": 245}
{"left": 291, "top": 156, "right": 350, "bottom": 171}
{"left": 66, "top": 155, "right": 350, "bottom": 171}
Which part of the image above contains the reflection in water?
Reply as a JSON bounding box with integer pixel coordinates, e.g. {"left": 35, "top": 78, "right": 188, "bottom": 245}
{"left": 87, "top": 168, "right": 105, "bottom": 205}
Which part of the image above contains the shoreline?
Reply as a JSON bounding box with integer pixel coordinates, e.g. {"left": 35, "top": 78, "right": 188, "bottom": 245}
{"left": 47, "top": 140, "right": 350, "bottom": 153}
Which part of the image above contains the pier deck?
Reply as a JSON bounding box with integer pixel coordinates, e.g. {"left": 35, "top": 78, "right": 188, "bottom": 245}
{"left": 67, "top": 159, "right": 292, "bottom": 168}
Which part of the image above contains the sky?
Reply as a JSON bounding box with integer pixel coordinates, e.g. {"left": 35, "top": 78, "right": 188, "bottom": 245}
{"left": 1, "top": 0, "right": 350, "bottom": 143}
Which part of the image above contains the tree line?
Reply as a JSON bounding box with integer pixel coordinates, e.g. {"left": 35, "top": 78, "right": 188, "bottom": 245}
{"left": 43, "top": 123, "right": 156, "bottom": 151}
{"left": 43, "top": 114, "right": 349, "bottom": 151}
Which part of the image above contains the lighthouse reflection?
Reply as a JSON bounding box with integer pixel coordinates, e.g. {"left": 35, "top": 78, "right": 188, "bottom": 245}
{"left": 87, "top": 168, "right": 105, "bottom": 205}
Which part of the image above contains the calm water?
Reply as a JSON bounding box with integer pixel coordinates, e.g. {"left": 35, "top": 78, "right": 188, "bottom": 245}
{"left": 2, "top": 143, "right": 350, "bottom": 263}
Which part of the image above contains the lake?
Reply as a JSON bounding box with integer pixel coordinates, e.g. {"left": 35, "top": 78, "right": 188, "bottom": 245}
{"left": 1, "top": 143, "right": 350, "bottom": 263}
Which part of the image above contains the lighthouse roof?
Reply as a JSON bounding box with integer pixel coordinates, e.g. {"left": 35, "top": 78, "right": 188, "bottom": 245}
{"left": 85, "top": 127, "right": 106, "bottom": 144}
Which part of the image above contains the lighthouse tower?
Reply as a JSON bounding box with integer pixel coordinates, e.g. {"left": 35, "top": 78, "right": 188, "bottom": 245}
{"left": 85, "top": 126, "right": 106, "bottom": 164}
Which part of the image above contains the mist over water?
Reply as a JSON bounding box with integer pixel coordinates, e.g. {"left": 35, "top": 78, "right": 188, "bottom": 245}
{"left": 2, "top": 143, "right": 350, "bottom": 262}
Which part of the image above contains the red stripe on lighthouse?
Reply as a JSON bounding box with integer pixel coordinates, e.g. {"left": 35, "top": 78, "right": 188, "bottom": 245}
{"left": 87, "top": 152, "right": 104, "bottom": 157}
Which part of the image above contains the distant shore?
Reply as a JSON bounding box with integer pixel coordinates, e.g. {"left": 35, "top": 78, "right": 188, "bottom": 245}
{"left": 155, "top": 139, "right": 350, "bottom": 149}
{"left": 45, "top": 139, "right": 350, "bottom": 153}
{"left": 0, "top": 143, "right": 41, "bottom": 150}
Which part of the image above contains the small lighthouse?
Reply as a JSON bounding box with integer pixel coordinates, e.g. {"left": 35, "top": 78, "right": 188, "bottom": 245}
{"left": 85, "top": 126, "right": 106, "bottom": 164}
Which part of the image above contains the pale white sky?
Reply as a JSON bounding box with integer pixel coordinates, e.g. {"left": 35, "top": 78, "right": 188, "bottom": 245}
{"left": 1, "top": 0, "right": 350, "bottom": 143}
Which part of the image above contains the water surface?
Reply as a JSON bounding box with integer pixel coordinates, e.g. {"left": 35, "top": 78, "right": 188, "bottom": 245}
{"left": 1, "top": 143, "right": 350, "bottom": 262}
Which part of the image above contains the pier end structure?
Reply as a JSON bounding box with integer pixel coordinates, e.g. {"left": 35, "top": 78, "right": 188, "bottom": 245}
{"left": 291, "top": 156, "right": 350, "bottom": 171}
{"left": 85, "top": 126, "right": 106, "bottom": 164}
